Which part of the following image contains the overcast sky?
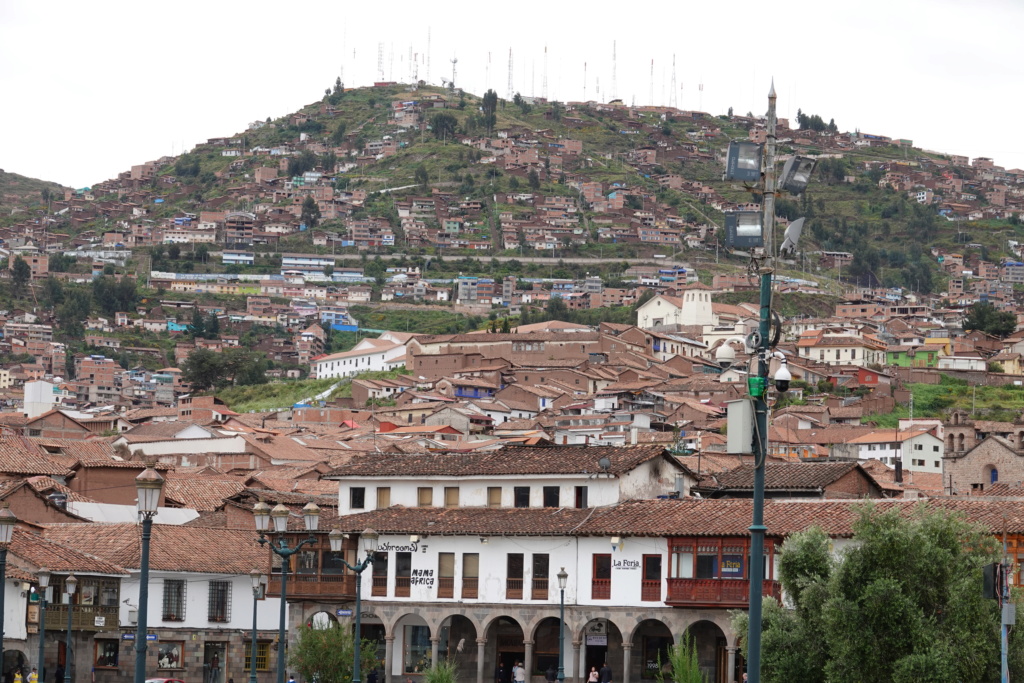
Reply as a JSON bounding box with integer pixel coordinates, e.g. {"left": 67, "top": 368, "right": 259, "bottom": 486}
{"left": 2, "top": 0, "right": 1021, "bottom": 189}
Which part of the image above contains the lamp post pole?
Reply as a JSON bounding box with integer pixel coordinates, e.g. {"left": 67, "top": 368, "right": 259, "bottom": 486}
{"left": 134, "top": 466, "right": 165, "bottom": 683}
{"left": 0, "top": 506, "right": 18, "bottom": 679}
{"left": 36, "top": 570, "right": 51, "bottom": 683}
{"left": 745, "top": 82, "right": 778, "bottom": 683}
{"left": 249, "top": 571, "right": 264, "bottom": 683}
{"left": 63, "top": 574, "right": 77, "bottom": 683}
{"left": 254, "top": 502, "right": 321, "bottom": 683}
{"left": 329, "top": 528, "right": 379, "bottom": 683}
{"left": 556, "top": 568, "right": 567, "bottom": 683}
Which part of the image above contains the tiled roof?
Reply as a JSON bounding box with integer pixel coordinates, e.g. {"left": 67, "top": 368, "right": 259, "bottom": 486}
{"left": 0, "top": 434, "right": 73, "bottom": 476}
{"left": 12, "top": 529, "right": 127, "bottom": 575}
{"left": 163, "top": 477, "right": 246, "bottom": 511}
{"left": 700, "top": 462, "right": 865, "bottom": 491}
{"left": 334, "top": 505, "right": 593, "bottom": 536}
{"left": 25, "top": 476, "right": 95, "bottom": 503}
{"left": 325, "top": 444, "right": 670, "bottom": 478}
{"left": 43, "top": 524, "right": 269, "bottom": 574}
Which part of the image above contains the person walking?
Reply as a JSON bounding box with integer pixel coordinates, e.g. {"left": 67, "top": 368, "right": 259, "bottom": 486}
{"left": 513, "top": 662, "right": 526, "bottom": 683}
{"left": 587, "top": 667, "right": 599, "bottom": 683}
{"left": 27, "top": 669, "right": 37, "bottom": 683}
{"left": 495, "top": 663, "right": 506, "bottom": 683}
{"left": 545, "top": 665, "right": 556, "bottom": 683}
{"left": 599, "top": 663, "right": 612, "bottom": 683}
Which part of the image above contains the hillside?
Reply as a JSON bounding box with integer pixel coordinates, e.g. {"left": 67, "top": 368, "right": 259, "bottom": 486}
{"left": 0, "top": 169, "right": 68, "bottom": 219}
{"left": 12, "top": 82, "right": 1023, "bottom": 298}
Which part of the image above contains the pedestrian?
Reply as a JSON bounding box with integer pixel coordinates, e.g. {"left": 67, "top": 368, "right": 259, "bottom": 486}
{"left": 495, "top": 663, "right": 506, "bottom": 683}
{"left": 368, "top": 670, "right": 378, "bottom": 683}
{"left": 514, "top": 662, "right": 526, "bottom": 683}
{"left": 587, "top": 667, "right": 599, "bottom": 683}
{"left": 53, "top": 667, "right": 63, "bottom": 683}
{"left": 599, "top": 663, "right": 612, "bottom": 683}
{"left": 288, "top": 675, "right": 296, "bottom": 683}
{"left": 27, "top": 669, "right": 37, "bottom": 683}
{"left": 14, "top": 669, "right": 23, "bottom": 683}
{"left": 545, "top": 665, "right": 556, "bottom": 683}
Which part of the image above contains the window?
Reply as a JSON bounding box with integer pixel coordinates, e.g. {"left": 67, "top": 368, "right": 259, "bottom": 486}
{"left": 438, "top": 553, "right": 455, "bottom": 598}
{"left": 157, "top": 642, "right": 184, "bottom": 670}
{"left": 487, "top": 487, "right": 502, "bottom": 508}
{"left": 642, "top": 555, "right": 662, "bottom": 601}
{"left": 542, "top": 486, "right": 560, "bottom": 508}
{"left": 532, "top": 554, "right": 549, "bottom": 600}
{"left": 462, "top": 553, "right": 479, "bottom": 599}
{"left": 207, "top": 580, "right": 231, "bottom": 622}
{"left": 444, "top": 487, "right": 460, "bottom": 508}
{"left": 514, "top": 487, "right": 530, "bottom": 508}
{"left": 350, "top": 487, "right": 366, "bottom": 509}
{"left": 403, "top": 625, "right": 430, "bottom": 674}
{"left": 245, "top": 642, "right": 271, "bottom": 671}
{"left": 417, "top": 487, "right": 433, "bottom": 507}
{"left": 372, "top": 552, "right": 389, "bottom": 597}
{"left": 162, "top": 580, "right": 185, "bottom": 621}
{"left": 669, "top": 544, "right": 694, "bottom": 579}
{"left": 575, "top": 486, "right": 588, "bottom": 509}
{"left": 914, "top": 444, "right": 923, "bottom": 451}
{"left": 507, "top": 553, "right": 524, "bottom": 599}
{"left": 395, "top": 552, "right": 412, "bottom": 597}
{"left": 592, "top": 554, "right": 611, "bottom": 600}
{"left": 377, "top": 487, "right": 391, "bottom": 508}
{"left": 912, "top": 459, "right": 925, "bottom": 467}
{"left": 95, "top": 640, "right": 119, "bottom": 669}
{"left": 296, "top": 550, "right": 318, "bottom": 575}
{"left": 933, "top": 445, "right": 940, "bottom": 452}
{"left": 29, "top": 429, "right": 41, "bottom": 437}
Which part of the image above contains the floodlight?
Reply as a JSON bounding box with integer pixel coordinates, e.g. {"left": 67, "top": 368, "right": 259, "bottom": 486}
{"left": 725, "top": 142, "right": 763, "bottom": 182}
{"left": 780, "top": 156, "right": 816, "bottom": 195}
{"left": 725, "top": 212, "right": 764, "bottom": 249}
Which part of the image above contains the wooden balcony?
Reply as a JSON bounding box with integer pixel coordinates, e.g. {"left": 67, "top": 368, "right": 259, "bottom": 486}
{"left": 267, "top": 573, "right": 356, "bottom": 600}
{"left": 372, "top": 576, "right": 387, "bottom": 597}
{"left": 531, "top": 578, "right": 548, "bottom": 601}
{"left": 48, "top": 605, "right": 119, "bottom": 632}
{"left": 461, "top": 577, "right": 478, "bottom": 599}
{"left": 437, "top": 577, "right": 454, "bottom": 599}
{"left": 506, "top": 578, "right": 523, "bottom": 600}
{"left": 591, "top": 579, "right": 611, "bottom": 600}
{"left": 395, "top": 576, "right": 411, "bottom": 598}
{"left": 641, "top": 580, "right": 661, "bottom": 602}
{"left": 665, "top": 578, "right": 781, "bottom": 608}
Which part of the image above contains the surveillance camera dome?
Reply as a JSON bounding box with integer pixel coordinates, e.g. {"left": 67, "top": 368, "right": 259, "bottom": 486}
{"left": 715, "top": 343, "right": 737, "bottom": 370}
{"left": 774, "top": 362, "right": 792, "bottom": 393}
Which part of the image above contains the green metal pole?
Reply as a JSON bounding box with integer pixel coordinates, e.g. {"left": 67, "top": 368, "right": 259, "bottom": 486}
{"left": 36, "top": 593, "right": 46, "bottom": 683}
{"left": 134, "top": 515, "right": 154, "bottom": 683}
{"left": 249, "top": 591, "right": 259, "bottom": 683}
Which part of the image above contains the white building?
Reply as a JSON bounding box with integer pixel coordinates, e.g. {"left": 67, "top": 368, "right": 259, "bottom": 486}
{"left": 311, "top": 338, "right": 408, "bottom": 379}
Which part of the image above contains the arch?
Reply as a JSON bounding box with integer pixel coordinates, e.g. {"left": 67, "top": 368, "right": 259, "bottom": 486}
{"left": 531, "top": 617, "right": 568, "bottom": 679}
{"left": 682, "top": 620, "right": 730, "bottom": 683}
{"left": 438, "top": 615, "right": 479, "bottom": 681}
{"left": 486, "top": 616, "right": 526, "bottom": 683}
{"left": 392, "top": 613, "right": 432, "bottom": 678}
{"left": 986, "top": 464, "right": 999, "bottom": 484}
{"left": 579, "top": 619, "right": 624, "bottom": 681}
{"left": 308, "top": 610, "right": 338, "bottom": 629}
{"left": 627, "top": 619, "right": 674, "bottom": 683}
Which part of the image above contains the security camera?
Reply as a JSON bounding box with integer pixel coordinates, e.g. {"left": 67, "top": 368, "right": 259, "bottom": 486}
{"left": 715, "top": 343, "right": 736, "bottom": 370}
{"left": 774, "top": 359, "right": 792, "bottom": 393}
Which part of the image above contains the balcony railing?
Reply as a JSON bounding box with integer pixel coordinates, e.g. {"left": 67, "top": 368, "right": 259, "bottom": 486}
{"left": 665, "top": 578, "right": 781, "bottom": 608}
{"left": 461, "top": 578, "right": 478, "bottom": 599}
{"left": 591, "top": 579, "right": 611, "bottom": 600}
{"left": 267, "top": 574, "right": 356, "bottom": 600}
{"left": 531, "top": 578, "right": 548, "bottom": 601}
{"left": 48, "top": 605, "right": 119, "bottom": 632}
{"left": 506, "top": 578, "right": 523, "bottom": 599}
{"left": 641, "top": 580, "right": 661, "bottom": 602}
{"left": 437, "top": 577, "right": 454, "bottom": 599}
{"left": 372, "top": 576, "right": 387, "bottom": 597}
{"left": 395, "top": 576, "right": 411, "bottom": 598}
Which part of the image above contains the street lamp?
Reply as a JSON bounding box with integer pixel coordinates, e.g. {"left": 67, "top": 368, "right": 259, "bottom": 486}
{"left": 255, "top": 501, "right": 321, "bottom": 683}
{"left": 556, "top": 568, "right": 568, "bottom": 683}
{"left": 134, "top": 465, "right": 165, "bottom": 683}
{"left": 248, "top": 570, "right": 264, "bottom": 683}
{"left": 0, "top": 505, "right": 17, "bottom": 677}
{"left": 63, "top": 574, "right": 77, "bottom": 683}
{"left": 36, "top": 568, "right": 50, "bottom": 683}
{"left": 329, "top": 528, "right": 379, "bottom": 683}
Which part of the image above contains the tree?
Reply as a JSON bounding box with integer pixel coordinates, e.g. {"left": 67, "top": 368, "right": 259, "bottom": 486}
{"left": 727, "top": 106, "right": 733, "bottom": 117}
{"left": 482, "top": 89, "right": 498, "bottom": 135}
{"left": 415, "top": 165, "right": 430, "bottom": 189}
{"left": 289, "top": 623, "right": 378, "bottom": 683}
{"left": 431, "top": 113, "right": 458, "bottom": 141}
{"left": 735, "top": 504, "right": 1001, "bottom": 683}
{"left": 964, "top": 301, "right": 1016, "bottom": 338}
{"left": 195, "top": 244, "right": 209, "bottom": 263}
{"left": 301, "top": 195, "right": 321, "bottom": 229}
{"left": 527, "top": 170, "right": 541, "bottom": 191}
{"left": 655, "top": 637, "right": 707, "bottom": 683}
{"left": 181, "top": 348, "right": 223, "bottom": 391}
{"left": 11, "top": 257, "right": 30, "bottom": 297}
{"left": 167, "top": 244, "right": 181, "bottom": 260}
{"left": 206, "top": 312, "right": 220, "bottom": 338}
{"left": 331, "top": 123, "right": 348, "bottom": 145}
{"left": 189, "top": 308, "right": 207, "bottom": 339}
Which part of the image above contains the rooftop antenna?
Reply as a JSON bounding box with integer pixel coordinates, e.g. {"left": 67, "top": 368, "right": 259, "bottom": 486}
{"left": 669, "top": 54, "right": 677, "bottom": 108}
{"left": 612, "top": 40, "right": 618, "bottom": 101}
{"left": 426, "top": 27, "right": 432, "bottom": 84}
{"left": 699, "top": 79, "right": 704, "bottom": 111}
{"left": 389, "top": 42, "right": 394, "bottom": 81}
{"left": 408, "top": 44, "right": 414, "bottom": 82}
{"left": 486, "top": 51, "right": 491, "bottom": 90}
{"left": 649, "top": 58, "right": 654, "bottom": 106}
{"left": 542, "top": 45, "right": 548, "bottom": 100}
{"left": 377, "top": 42, "right": 384, "bottom": 81}
{"left": 450, "top": 56, "right": 458, "bottom": 90}
{"left": 583, "top": 61, "right": 587, "bottom": 102}
{"left": 507, "top": 48, "right": 514, "bottom": 100}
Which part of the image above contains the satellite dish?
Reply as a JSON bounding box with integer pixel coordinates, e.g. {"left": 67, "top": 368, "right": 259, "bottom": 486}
{"left": 780, "top": 217, "right": 805, "bottom": 256}
{"left": 598, "top": 457, "right": 611, "bottom": 471}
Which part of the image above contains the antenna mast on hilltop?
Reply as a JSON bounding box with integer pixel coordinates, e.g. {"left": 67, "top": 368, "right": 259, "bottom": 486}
{"left": 649, "top": 58, "right": 654, "bottom": 106}
{"left": 377, "top": 43, "right": 384, "bottom": 81}
{"left": 542, "top": 45, "right": 548, "bottom": 100}
{"left": 507, "top": 48, "right": 514, "bottom": 100}
{"left": 611, "top": 41, "right": 618, "bottom": 101}
{"left": 583, "top": 62, "right": 587, "bottom": 102}
{"left": 389, "top": 43, "right": 394, "bottom": 81}
{"left": 426, "top": 28, "right": 432, "bottom": 83}
{"left": 669, "top": 54, "right": 678, "bottom": 108}
{"left": 450, "top": 56, "right": 458, "bottom": 90}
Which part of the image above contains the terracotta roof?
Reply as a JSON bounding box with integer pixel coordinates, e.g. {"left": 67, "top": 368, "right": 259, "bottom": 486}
{"left": 0, "top": 434, "right": 73, "bottom": 476}
{"left": 700, "top": 462, "right": 866, "bottom": 492}
{"left": 43, "top": 524, "right": 270, "bottom": 574}
{"left": 325, "top": 444, "right": 671, "bottom": 478}
{"left": 334, "top": 505, "right": 593, "bottom": 536}
{"left": 163, "top": 477, "right": 246, "bottom": 511}
{"left": 12, "top": 529, "right": 127, "bottom": 575}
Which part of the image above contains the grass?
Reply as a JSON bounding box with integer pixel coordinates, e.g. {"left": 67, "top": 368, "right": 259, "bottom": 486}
{"left": 349, "top": 305, "right": 470, "bottom": 335}
{"left": 862, "top": 380, "right": 1024, "bottom": 427}
{"left": 330, "top": 368, "right": 412, "bottom": 400}
{"left": 213, "top": 378, "right": 338, "bottom": 413}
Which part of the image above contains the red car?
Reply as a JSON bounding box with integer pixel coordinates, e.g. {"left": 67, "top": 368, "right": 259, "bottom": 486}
{"left": 146, "top": 679, "right": 185, "bottom": 683}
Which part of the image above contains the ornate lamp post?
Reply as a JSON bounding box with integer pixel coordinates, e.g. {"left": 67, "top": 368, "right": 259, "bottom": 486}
{"left": 63, "top": 574, "right": 77, "bottom": 683}
{"left": 254, "top": 501, "right": 320, "bottom": 683}
{"left": 134, "top": 465, "right": 165, "bottom": 683}
{"left": 556, "top": 568, "right": 568, "bottom": 683}
{"left": 0, "top": 505, "right": 18, "bottom": 675}
{"left": 328, "top": 529, "right": 379, "bottom": 683}
{"left": 248, "top": 570, "right": 264, "bottom": 683}
{"left": 36, "top": 569, "right": 51, "bottom": 682}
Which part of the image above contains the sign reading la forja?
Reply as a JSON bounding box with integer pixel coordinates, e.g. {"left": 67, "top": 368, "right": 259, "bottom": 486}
{"left": 720, "top": 555, "right": 745, "bottom": 577}
{"left": 613, "top": 559, "right": 640, "bottom": 570}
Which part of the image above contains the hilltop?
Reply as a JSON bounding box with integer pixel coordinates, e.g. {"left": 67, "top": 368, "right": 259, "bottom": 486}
{"left": 0, "top": 169, "right": 68, "bottom": 219}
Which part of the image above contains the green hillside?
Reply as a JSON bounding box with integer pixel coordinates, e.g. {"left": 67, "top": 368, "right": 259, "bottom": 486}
{"left": 0, "top": 169, "right": 68, "bottom": 221}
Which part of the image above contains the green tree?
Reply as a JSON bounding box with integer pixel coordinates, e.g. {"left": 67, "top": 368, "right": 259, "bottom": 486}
{"left": 301, "top": 195, "right": 322, "bottom": 229}
{"left": 206, "top": 312, "right": 220, "bottom": 338}
{"left": 189, "top": 308, "right": 207, "bottom": 339}
{"left": 482, "top": 89, "right": 499, "bottom": 135}
{"left": 431, "top": 113, "right": 458, "bottom": 141}
{"left": 528, "top": 170, "right": 541, "bottom": 191}
{"left": 289, "top": 623, "right": 377, "bottom": 683}
{"left": 655, "top": 637, "right": 706, "bottom": 683}
{"left": 964, "top": 301, "right": 1016, "bottom": 338}
{"left": 331, "top": 123, "right": 348, "bottom": 145}
{"left": 167, "top": 244, "right": 181, "bottom": 260}
{"left": 11, "top": 257, "right": 30, "bottom": 297}
{"left": 181, "top": 348, "right": 224, "bottom": 391}
{"left": 415, "top": 165, "right": 430, "bottom": 189}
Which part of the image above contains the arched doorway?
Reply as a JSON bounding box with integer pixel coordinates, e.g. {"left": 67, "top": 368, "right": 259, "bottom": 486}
{"left": 438, "top": 615, "right": 478, "bottom": 681}
{"left": 630, "top": 620, "right": 674, "bottom": 683}
{"left": 4, "top": 651, "right": 26, "bottom": 683}
{"left": 308, "top": 611, "right": 337, "bottom": 629}
{"left": 531, "top": 617, "right": 568, "bottom": 680}
{"left": 393, "top": 614, "right": 431, "bottom": 679}
{"left": 485, "top": 616, "right": 525, "bottom": 683}
{"left": 580, "top": 619, "right": 623, "bottom": 681}
{"left": 683, "top": 621, "right": 726, "bottom": 683}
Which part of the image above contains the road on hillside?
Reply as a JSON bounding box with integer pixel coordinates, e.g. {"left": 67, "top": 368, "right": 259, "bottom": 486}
{"left": 328, "top": 253, "right": 692, "bottom": 266}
